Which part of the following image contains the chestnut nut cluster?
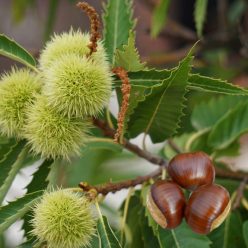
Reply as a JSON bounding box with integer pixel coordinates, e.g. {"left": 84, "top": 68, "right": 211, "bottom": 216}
{"left": 147, "top": 151, "right": 231, "bottom": 234}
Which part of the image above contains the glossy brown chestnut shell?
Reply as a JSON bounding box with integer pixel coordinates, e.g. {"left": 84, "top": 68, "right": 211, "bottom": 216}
{"left": 146, "top": 180, "right": 186, "bottom": 229}
{"left": 185, "top": 184, "right": 231, "bottom": 234}
{"left": 168, "top": 151, "right": 215, "bottom": 190}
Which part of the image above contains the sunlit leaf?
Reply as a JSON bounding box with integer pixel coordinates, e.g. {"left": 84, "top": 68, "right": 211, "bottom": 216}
{"left": 128, "top": 50, "right": 193, "bottom": 142}
{"left": 0, "top": 35, "right": 37, "bottom": 71}
{"left": 103, "top": 0, "right": 134, "bottom": 65}
{"left": 97, "top": 215, "right": 122, "bottom": 248}
{"left": 208, "top": 101, "right": 248, "bottom": 149}
{"left": 115, "top": 31, "right": 146, "bottom": 71}
{"left": 208, "top": 211, "right": 245, "bottom": 248}
{"left": 0, "top": 191, "right": 41, "bottom": 233}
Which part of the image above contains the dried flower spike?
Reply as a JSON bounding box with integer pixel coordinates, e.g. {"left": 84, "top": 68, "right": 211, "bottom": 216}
{"left": 112, "top": 67, "right": 131, "bottom": 143}
{"left": 31, "top": 189, "right": 96, "bottom": 248}
{"left": 77, "top": 2, "right": 101, "bottom": 56}
{"left": 0, "top": 68, "right": 41, "bottom": 138}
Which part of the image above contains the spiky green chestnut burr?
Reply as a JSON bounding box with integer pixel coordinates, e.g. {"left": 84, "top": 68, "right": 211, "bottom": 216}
{"left": 43, "top": 53, "right": 112, "bottom": 117}
{"left": 23, "top": 96, "right": 89, "bottom": 160}
{"left": 31, "top": 189, "right": 96, "bottom": 248}
{"left": 0, "top": 68, "right": 41, "bottom": 138}
{"left": 39, "top": 29, "right": 108, "bottom": 70}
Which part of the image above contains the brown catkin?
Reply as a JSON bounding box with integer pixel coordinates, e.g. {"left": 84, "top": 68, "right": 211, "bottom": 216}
{"left": 77, "top": 2, "right": 101, "bottom": 56}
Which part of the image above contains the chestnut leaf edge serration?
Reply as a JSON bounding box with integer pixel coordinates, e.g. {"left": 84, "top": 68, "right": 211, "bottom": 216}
{"left": 0, "top": 0, "right": 248, "bottom": 248}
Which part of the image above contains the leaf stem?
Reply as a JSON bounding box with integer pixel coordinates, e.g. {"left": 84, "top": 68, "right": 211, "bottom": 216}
{"left": 185, "top": 128, "right": 210, "bottom": 152}
{"left": 95, "top": 200, "right": 104, "bottom": 223}
{"left": 79, "top": 167, "right": 163, "bottom": 195}
{"left": 93, "top": 118, "right": 166, "bottom": 166}
{"left": 120, "top": 187, "right": 134, "bottom": 246}
{"left": 0, "top": 146, "right": 29, "bottom": 204}
{"left": 106, "top": 109, "right": 114, "bottom": 130}
{"left": 92, "top": 118, "right": 248, "bottom": 193}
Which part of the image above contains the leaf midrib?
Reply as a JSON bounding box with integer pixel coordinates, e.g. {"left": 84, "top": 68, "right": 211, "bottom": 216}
{"left": 144, "top": 79, "right": 172, "bottom": 135}
{"left": 171, "top": 229, "right": 180, "bottom": 248}
{"left": 223, "top": 214, "right": 231, "bottom": 248}
{"left": 112, "top": 0, "right": 120, "bottom": 65}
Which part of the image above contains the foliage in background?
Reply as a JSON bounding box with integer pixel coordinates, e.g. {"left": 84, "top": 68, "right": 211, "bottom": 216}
{"left": 0, "top": 0, "right": 248, "bottom": 247}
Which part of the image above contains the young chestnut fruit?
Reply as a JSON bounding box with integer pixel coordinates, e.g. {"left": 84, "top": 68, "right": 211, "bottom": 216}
{"left": 185, "top": 184, "right": 231, "bottom": 234}
{"left": 168, "top": 151, "right": 215, "bottom": 190}
{"left": 147, "top": 180, "right": 186, "bottom": 229}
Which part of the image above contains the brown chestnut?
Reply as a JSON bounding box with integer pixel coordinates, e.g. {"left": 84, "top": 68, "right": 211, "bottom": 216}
{"left": 146, "top": 180, "right": 186, "bottom": 229}
{"left": 185, "top": 184, "right": 231, "bottom": 234}
{"left": 168, "top": 151, "right": 215, "bottom": 190}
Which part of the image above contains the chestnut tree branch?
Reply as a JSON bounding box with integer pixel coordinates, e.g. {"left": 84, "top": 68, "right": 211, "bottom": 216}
{"left": 168, "top": 139, "right": 182, "bottom": 154}
{"left": 93, "top": 118, "right": 166, "bottom": 166}
{"left": 93, "top": 118, "right": 248, "bottom": 181}
{"left": 232, "top": 176, "right": 248, "bottom": 210}
{"left": 79, "top": 167, "right": 163, "bottom": 195}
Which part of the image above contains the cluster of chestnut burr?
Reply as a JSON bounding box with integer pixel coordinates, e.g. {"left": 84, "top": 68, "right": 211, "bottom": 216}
{"left": 147, "top": 151, "right": 231, "bottom": 234}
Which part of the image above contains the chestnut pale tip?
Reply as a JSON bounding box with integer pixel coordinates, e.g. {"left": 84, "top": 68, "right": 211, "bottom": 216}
{"left": 146, "top": 180, "right": 186, "bottom": 229}
{"left": 211, "top": 200, "right": 231, "bottom": 231}
{"left": 147, "top": 191, "right": 167, "bottom": 228}
{"left": 185, "top": 184, "right": 231, "bottom": 234}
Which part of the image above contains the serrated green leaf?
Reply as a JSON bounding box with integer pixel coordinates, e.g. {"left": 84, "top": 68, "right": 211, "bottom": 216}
{"left": 122, "top": 194, "right": 144, "bottom": 248}
{"left": 21, "top": 159, "right": 53, "bottom": 245}
{"left": 0, "top": 191, "right": 41, "bottom": 234}
{"left": 194, "top": 0, "right": 208, "bottom": 37}
{"left": 151, "top": 0, "right": 171, "bottom": 37}
{"left": 139, "top": 211, "right": 160, "bottom": 248}
{"left": 123, "top": 86, "right": 153, "bottom": 138}
{"left": 114, "top": 31, "right": 150, "bottom": 137}
{"left": 97, "top": 215, "right": 122, "bottom": 248}
{"left": 188, "top": 74, "right": 248, "bottom": 95}
{"left": 103, "top": 0, "right": 134, "bottom": 65}
{"left": 0, "top": 140, "right": 27, "bottom": 203}
{"left": 27, "top": 159, "right": 53, "bottom": 194}
{"left": 191, "top": 96, "right": 247, "bottom": 130}
{"left": 115, "top": 82, "right": 156, "bottom": 139}
{"left": 114, "top": 70, "right": 171, "bottom": 88}
{"left": 208, "top": 101, "right": 248, "bottom": 149}
{"left": 114, "top": 71, "right": 248, "bottom": 95}
{"left": 208, "top": 211, "right": 245, "bottom": 248}
{"left": 115, "top": 31, "right": 146, "bottom": 71}
{"left": 128, "top": 51, "right": 193, "bottom": 142}
{"left": 0, "top": 138, "right": 17, "bottom": 163}
{"left": 243, "top": 221, "right": 248, "bottom": 248}
{"left": 0, "top": 34, "right": 37, "bottom": 71}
